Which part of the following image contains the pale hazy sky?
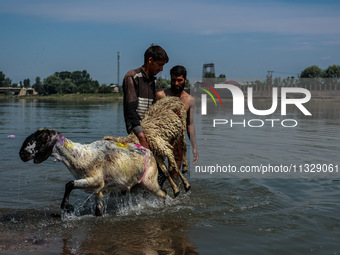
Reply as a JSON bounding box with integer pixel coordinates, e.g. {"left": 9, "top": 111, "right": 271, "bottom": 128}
{"left": 1, "top": 0, "right": 339, "bottom": 84}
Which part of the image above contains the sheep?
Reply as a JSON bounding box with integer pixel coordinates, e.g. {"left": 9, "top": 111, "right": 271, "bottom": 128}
{"left": 19, "top": 128, "right": 172, "bottom": 216}
{"left": 103, "top": 97, "right": 191, "bottom": 197}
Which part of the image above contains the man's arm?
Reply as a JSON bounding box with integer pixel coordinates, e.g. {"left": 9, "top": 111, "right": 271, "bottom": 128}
{"left": 187, "top": 96, "right": 199, "bottom": 165}
{"left": 156, "top": 90, "right": 166, "bottom": 101}
{"left": 136, "top": 132, "right": 149, "bottom": 149}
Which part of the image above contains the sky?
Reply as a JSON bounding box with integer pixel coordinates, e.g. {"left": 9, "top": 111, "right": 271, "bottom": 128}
{"left": 1, "top": 0, "right": 340, "bottom": 85}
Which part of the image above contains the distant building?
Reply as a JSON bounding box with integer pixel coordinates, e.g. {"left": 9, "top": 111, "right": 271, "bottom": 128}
{"left": 0, "top": 87, "right": 38, "bottom": 96}
{"left": 110, "top": 84, "right": 119, "bottom": 93}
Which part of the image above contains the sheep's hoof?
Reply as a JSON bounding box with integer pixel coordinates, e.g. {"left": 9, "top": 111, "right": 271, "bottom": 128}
{"left": 64, "top": 204, "right": 74, "bottom": 213}
{"left": 174, "top": 190, "right": 180, "bottom": 198}
{"left": 50, "top": 213, "right": 61, "bottom": 219}
{"left": 95, "top": 207, "right": 103, "bottom": 217}
{"left": 185, "top": 184, "right": 191, "bottom": 192}
{"left": 95, "top": 200, "right": 104, "bottom": 216}
{"left": 182, "top": 166, "right": 188, "bottom": 173}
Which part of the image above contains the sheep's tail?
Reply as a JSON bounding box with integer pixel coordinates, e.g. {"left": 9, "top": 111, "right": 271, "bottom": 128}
{"left": 103, "top": 133, "right": 139, "bottom": 144}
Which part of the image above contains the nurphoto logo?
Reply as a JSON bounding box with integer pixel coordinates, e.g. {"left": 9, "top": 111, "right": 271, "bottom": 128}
{"left": 199, "top": 84, "right": 312, "bottom": 128}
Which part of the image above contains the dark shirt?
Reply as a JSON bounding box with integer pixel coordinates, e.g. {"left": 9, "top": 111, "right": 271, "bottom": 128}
{"left": 122, "top": 67, "right": 156, "bottom": 134}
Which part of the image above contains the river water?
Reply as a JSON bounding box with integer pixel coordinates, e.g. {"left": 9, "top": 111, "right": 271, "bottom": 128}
{"left": 0, "top": 97, "right": 340, "bottom": 254}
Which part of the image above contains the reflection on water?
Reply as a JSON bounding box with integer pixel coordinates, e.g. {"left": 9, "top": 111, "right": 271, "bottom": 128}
{"left": 1, "top": 98, "right": 340, "bottom": 254}
{"left": 0, "top": 204, "right": 198, "bottom": 254}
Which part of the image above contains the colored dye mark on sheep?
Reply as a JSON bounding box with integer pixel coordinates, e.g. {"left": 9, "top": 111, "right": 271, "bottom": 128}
{"left": 115, "top": 142, "right": 129, "bottom": 149}
{"left": 134, "top": 144, "right": 146, "bottom": 150}
{"left": 64, "top": 139, "right": 75, "bottom": 149}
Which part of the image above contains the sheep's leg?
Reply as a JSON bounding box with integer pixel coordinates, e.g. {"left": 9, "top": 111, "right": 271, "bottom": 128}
{"left": 61, "top": 178, "right": 105, "bottom": 216}
{"left": 177, "top": 167, "right": 191, "bottom": 192}
{"left": 94, "top": 194, "right": 104, "bottom": 216}
{"left": 141, "top": 161, "right": 173, "bottom": 202}
{"left": 166, "top": 149, "right": 191, "bottom": 192}
{"left": 61, "top": 180, "right": 78, "bottom": 213}
{"left": 155, "top": 156, "right": 180, "bottom": 197}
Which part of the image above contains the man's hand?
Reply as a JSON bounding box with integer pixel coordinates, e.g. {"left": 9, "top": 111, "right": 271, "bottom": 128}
{"left": 137, "top": 132, "right": 149, "bottom": 149}
{"left": 192, "top": 148, "right": 199, "bottom": 165}
{"left": 173, "top": 108, "right": 181, "bottom": 117}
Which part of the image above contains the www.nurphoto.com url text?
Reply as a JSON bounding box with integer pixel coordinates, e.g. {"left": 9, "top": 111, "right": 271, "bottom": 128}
{"left": 195, "top": 163, "right": 339, "bottom": 175}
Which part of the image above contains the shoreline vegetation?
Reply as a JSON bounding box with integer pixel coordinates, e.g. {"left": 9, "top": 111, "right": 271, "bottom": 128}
{"left": 1, "top": 92, "right": 339, "bottom": 102}
{"left": 0, "top": 93, "right": 124, "bottom": 101}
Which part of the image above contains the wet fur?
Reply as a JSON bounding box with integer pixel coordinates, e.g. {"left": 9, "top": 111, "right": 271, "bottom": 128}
{"left": 103, "top": 97, "right": 190, "bottom": 197}
{"left": 19, "top": 129, "right": 171, "bottom": 216}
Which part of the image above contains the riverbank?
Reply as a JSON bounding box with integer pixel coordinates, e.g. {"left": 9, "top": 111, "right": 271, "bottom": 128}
{"left": 1, "top": 91, "right": 339, "bottom": 102}
{"left": 0, "top": 93, "right": 123, "bottom": 101}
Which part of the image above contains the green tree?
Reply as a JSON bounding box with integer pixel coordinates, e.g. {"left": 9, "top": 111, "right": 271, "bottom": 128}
{"left": 61, "top": 78, "right": 77, "bottom": 94}
{"left": 98, "top": 84, "right": 113, "bottom": 93}
{"left": 323, "top": 64, "right": 340, "bottom": 78}
{"left": 3, "top": 78, "right": 12, "bottom": 87}
{"left": 156, "top": 77, "right": 171, "bottom": 89}
{"left": 300, "top": 65, "right": 323, "bottom": 78}
{"left": 23, "top": 79, "right": 30, "bottom": 88}
{"left": 43, "top": 75, "right": 63, "bottom": 94}
{"left": 92, "top": 80, "right": 100, "bottom": 92}
{"left": 33, "top": 77, "right": 45, "bottom": 95}
{"left": 55, "top": 71, "right": 72, "bottom": 80}
{"left": 0, "top": 71, "right": 5, "bottom": 86}
{"left": 204, "top": 71, "right": 215, "bottom": 78}
{"left": 185, "top": 79, "right": 191, "bottom": 88}
{"left": 51, "top": 70, "right": 100, "bottom": 93}
{"left": 0, "top": 71, "right": 12, "bottom": 87}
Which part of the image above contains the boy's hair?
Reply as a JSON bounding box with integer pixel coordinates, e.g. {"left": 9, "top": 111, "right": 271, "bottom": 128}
{"left": 144, "top": 45, "right": 169, "bottom": 64}
{"left": 170, "top": 65, "right": 187, "bottom": 79}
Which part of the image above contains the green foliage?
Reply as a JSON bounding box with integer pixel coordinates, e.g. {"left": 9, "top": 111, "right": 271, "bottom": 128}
{"left": 1, "top": 64, "right": 340, "bottom": 96}
{"left": 23, "top": 79, "right": 30, "bottom": 88}
{"left": 33, "top": 77, "right": 45, "bottom": 95}
{"left": 98, "top": 84, "right": 113, "bottom": 93}
{"left": 43, "top": 75, "right": 62, "bottom": 94}
{"left": 156, "top": 77, "right": 171, "bottom": 89}
{"left": 3, "top": 78, "right": 12, "bottom": 86}
{"left": 62, "top": 78, "right": 77, "bottom": 94}
{"left": 300, "top": 65, "right": 323, "bottom": 78}
{"left": 0, "top": 71, "right": 5, "bottom": 86}
{"left": 37, "top": 70, "right": 101, "bottom": 95}
{"left": 204, "top": 72, "right": 215, "bottom": 78}
{"left": 185, "top": 79, "right": 191, "bottom": 88}
{"left": 0, "top": 71, "right": 12, "bottom": 86}
{"left": 323, "top": 64, "right": 340, "bottom": 78}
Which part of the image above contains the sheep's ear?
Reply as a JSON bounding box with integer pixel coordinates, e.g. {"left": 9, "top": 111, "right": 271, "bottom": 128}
{"left": 33, "top": 130, "right": 57, "bottom": 164}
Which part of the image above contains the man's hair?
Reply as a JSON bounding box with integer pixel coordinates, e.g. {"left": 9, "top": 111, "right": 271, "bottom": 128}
{"left": 144, "top": 45, "right": 169, "bottom": 64}
{"left": 170, "top": 65, "right": 187, "bottom": 79}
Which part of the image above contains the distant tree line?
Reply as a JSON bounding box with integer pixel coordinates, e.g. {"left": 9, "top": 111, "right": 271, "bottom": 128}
{"left": 259, "top": 65, "right": 340, "bottom": 87}
{"left": 1, "top": 64, "right": 339, "bottom": 94}
{"left": 0, "top": 70, "right": 119, "bottom": 95}
{"left": 300, "top": 65, "right": 340, "bottom": 78}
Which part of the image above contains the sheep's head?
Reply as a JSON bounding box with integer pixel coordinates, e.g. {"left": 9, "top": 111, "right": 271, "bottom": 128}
{"left": 19, "top": 129, "right": 57, "bottom": 164}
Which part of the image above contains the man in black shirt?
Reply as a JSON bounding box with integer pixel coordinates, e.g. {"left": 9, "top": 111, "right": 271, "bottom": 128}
{"left": 122, "top": 45, "right": 169, "bottom": 149}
